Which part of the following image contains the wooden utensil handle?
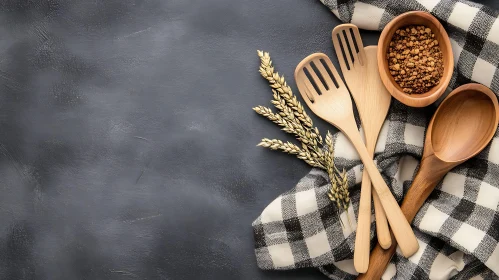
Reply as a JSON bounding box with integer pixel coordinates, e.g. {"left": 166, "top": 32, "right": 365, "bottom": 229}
{"left": 353, "top": 170, "right": 392, "bottom": 272}
{"left": 398, "top": 153, "right": 451, "bottom": 222}
{"left": 346, "top": 128, "right": 419, "bottom": 258}
{"left": 357, "top": 154, "right": 451, "bottom": 279}
{"left": 354, "top": 134, "right": 390, "bottom": 272}
{"left": 357, "top": 232, "right": 396, "bottom": 280}
{"left": 354, "top": 168, "right": 372, "bottom": 273}
{"left": 366, "top": 134, "right": 391, "bottom": 250}
{"left": 373, "top": 190, "right": 391, "bottom": 249}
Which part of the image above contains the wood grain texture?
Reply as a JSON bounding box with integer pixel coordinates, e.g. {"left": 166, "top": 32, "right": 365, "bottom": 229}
{"left": 358, "top": 83, "right": 499, "bottom": 279}
{"left": 377, "top": 11, "right": 454, "bottom": 107}
{"left": 373, "top": 190, "right": 391, "bottom": 249}
{"left": 332, "top": 24, "right": 392, "bottom": 273}
{"left": 294, "top": 53, "right": 419, "bottom": 261}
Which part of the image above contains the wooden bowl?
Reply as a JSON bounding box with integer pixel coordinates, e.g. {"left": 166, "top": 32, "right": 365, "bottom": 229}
{"left": 377, "top": 11, "right": 454, "bottom": 107}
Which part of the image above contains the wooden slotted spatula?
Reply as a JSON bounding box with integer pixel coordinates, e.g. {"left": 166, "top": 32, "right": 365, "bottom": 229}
{"left": 294, "top": 53, "right": 419, "bottom": 259}
{"left": 332, "top": 24, "right": 392, "bottom": 273}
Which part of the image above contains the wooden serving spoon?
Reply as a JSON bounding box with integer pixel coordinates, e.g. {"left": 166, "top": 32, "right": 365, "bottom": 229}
{"left": 357, "top": 83, "right": 499, "bottom": 280}
{"left": 295, "top": 53, "right": 419, "bottom": 258}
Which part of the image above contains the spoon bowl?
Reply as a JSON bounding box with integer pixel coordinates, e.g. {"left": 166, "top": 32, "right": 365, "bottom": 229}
{"left": 358, "top": 83, "right": 499, "bottom": 280}
{"left": 431, "top": 86, "right": 498, "bottom": 162}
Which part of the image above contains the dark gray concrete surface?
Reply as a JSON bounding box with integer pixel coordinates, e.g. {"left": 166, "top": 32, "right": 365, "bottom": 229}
{"left": 0, "top": 0, "right": 497, "bottom": 279}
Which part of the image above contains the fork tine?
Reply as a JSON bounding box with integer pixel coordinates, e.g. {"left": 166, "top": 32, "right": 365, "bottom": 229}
{"left": 304, "top": 64, "right": 327, "bottom": 94}
{"left": 332, "top": 27, "right": 349, "bottom": 73}
{"left": 351, "top": 25, "right": 367, "bottom": 66}
{"left": 345, "top": 28, "right": 360, "bottom": 67}
{"left": 313, "top": 58, "right": 334, "bottom": 89}
{"left": 347, "top": 25, "right": 366, "bottom": 66}
{"left": 337, "top": 30, "right": 353, "bottom": 71}
{"left": 295, "top": 70, "right": 317, "bottom": 104}
{"left": 320, "top": 55, "right": 345, "bottom": 90}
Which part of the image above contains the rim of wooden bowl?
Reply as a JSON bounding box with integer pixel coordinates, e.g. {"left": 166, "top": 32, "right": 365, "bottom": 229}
{"left": 377, "top": 11, "right": 454, "bottom": 107}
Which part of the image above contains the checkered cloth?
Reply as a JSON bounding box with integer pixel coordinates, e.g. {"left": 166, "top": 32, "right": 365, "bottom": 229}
{"left": 252, "top": 0, "right": 499, "bottom": 279}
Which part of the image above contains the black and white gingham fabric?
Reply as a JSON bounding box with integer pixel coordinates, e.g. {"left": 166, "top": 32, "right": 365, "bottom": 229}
{"left": 252, "top": 0, "right": 499, "bottom": 279}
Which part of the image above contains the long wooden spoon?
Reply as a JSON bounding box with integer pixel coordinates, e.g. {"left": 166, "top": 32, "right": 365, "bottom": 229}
{"left": 332, "top": 24, "right": 392, "bottom": 273}
{"left": 358, "top": 83, "right": 499, "bottom": 280}
{"left": 294, "top": 53, "right": 419, "bottom": 258}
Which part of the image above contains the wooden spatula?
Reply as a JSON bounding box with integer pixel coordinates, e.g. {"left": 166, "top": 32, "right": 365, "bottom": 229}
{"left": 332, "top": 24, "right": 392, "bottom": 273}
{"left": 294, "top": 53, "right": 419, "bottom": 259}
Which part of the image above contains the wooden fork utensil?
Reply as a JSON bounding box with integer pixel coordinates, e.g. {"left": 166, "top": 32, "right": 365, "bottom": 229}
{"left": 332, "top": 24, "right": 392, "bottom": 273}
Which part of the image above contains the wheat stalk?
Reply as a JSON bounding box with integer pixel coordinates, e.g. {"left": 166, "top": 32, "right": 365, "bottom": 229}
{"left": 256, "top": 51, "right": 324, "bottom": 165}
{"left": 254, "top": 50, "right": 350, "bottom": 213}
{"left": 258, "top": 51, "right": 314, "bottom": 128}
{"left": 257, "top": 51, "right": 321, "bottom": 144}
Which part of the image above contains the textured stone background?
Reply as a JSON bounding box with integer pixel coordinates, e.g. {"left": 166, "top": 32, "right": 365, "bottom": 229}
{"left": 0, "top": 0, "right": 495, "bottom": 279}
